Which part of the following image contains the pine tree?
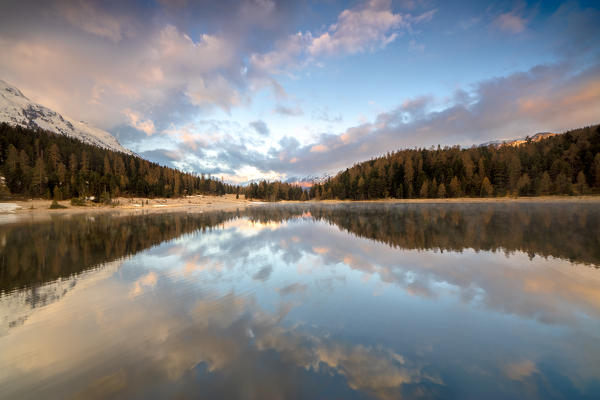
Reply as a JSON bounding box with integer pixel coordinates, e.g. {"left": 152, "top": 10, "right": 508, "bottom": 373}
{"left": 437, "top": 182, "right": 446, "bottom": 198}
{"left": 517, "top": 174, "right": 530, "bottom": 196}
{"left": 31, "top": 156, "right": 47, "bottom": 197}
{"left": 538, "top": 172, "right": 551, "bottom": 195}
{"left": 449, "top": 176, "right": 461, "bottom": 198}
{"left": 104, "top": 155, "right": 112, "bottom": 176}
{"left": 480, "top": 177, "right": 493, "bottom": 197}
{"left": 508, "top": 155, "right": 521, "bottom": 193}
{"left": 554, "top": 173, "right": 571, "bottom": 194}
{"left": 419, "top": 179, "right": 429, "bottom": 198}
{"left": 575, "top": 171, "right": 588, "bottom": 194}
{"left": 593, "top": 153, "right": 600, "bottom": 188}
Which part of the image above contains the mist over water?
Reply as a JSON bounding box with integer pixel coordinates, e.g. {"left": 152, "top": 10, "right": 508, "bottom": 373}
{"left": 1, "top": 203, "right": 599, "bottom": 399}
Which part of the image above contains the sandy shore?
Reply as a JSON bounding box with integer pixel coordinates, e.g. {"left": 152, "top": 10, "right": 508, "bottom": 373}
{"left": 0, "top": 194, "right": 599, "bottom": 219}
{"left": 3, "top": 194, "right": 255, "bottom": 217}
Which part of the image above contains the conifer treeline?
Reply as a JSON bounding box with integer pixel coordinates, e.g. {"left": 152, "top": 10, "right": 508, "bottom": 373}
{"left": 0, "top": 123, "right": 237, "bottom": 199}
{"left": 2, "top": 123, "right": 600, "bottom": 202}
{"left": 243, "top": 181, "right": 307, "bottom": 201}
{"left": 309, "top": 125, "right": 600, "bottom": 199}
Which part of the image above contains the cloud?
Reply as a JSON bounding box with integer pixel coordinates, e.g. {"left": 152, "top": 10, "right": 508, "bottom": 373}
{"left": 0, "top": 22, "right": 240, "bottom": 131}
{"left": 504, "top": 359, "right": 538, "bottom": 381}
{"left": 56, "top": 0, "right": 134, "bottom": 42}
{"left": 249, "top": 120, "right": 270, "bottom": 136}
{"left": 250, "top": 61, "right": 600, "bottom": 176}
{"left": 310, "top": 144, "right": 328, "bottom": 153}
{"left": 172, "top": 59, "right": 599, "bottom": 180}
{"left": 125, "top": 109, "right": 156, "bottom": 135}
{"left": 252, "top": 265, "right": 273, "bottom": 281}
{"left": 249, "top": 0, "right": 436, "bottom": 73}
{"left": 274, "top": 104, "right": 303, "bottom": 116}
{"left": 307, "top": 0, "right": 407, "bottom": 56}
{"left": 0, "top": 0, "right": 296, "bottom": 131}
{"left": 1, "top": 0, "right": 598, "bottom": 183}
{"left": 249, "top": 31, "right": 312, "bottom": 74}
{"left": 493, "top": 12, "right": 527, "bottom": 34}
{"left": 277, "top": 282, "right": 308, "bottom": 296}
{"left": 139, "top": 55, "right": 598, "bottom": 180}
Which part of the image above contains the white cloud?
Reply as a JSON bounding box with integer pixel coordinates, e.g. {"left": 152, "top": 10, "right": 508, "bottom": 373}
{"left": 308, "top": 0, "right": 407, "bottom": 56}
{"left": 125, "top": 109, "right": 156, "bottom": 135}
{"left": 238, "top": 62, "right": 600, "bottom": 177}
{"left": 250, "top": 0, "right": 436, "bottom": 73}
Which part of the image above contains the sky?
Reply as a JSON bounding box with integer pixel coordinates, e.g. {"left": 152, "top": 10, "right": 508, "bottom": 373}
{"left": 0, "top": 0, "right": 599, "bottom": 183}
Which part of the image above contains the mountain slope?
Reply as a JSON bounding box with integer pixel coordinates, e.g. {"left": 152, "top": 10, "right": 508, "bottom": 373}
{"left": 479, "top": 132, "right": 559, "bottom": 148}
{"left": 0, "top": 80, "right": 131, "bottom": 155}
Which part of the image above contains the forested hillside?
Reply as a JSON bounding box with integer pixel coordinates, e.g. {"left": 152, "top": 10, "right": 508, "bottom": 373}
{"left": 2, "top": 123, "right": 600, "bottom": 202}
{"left": 309, "top": 125, "right": 600, "bottom": 199}
{"left": 0, "top": 123, "right": 236, "bottom": 200}
{"left": 243, "top": 180, "right": 307, "bottom": 201}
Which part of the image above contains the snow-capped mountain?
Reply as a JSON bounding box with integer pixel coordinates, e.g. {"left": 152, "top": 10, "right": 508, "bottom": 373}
{"left": 479, "top": 132, "right": 558, "bottom": 148}
{"left": 285, "top": 174, "right": 330, "bottom": 188}
{"left": 234, "top": 174, "right": 330, "bottom": 188}
{"left": 0, "top": 79, "right": 132, "bottom": 155}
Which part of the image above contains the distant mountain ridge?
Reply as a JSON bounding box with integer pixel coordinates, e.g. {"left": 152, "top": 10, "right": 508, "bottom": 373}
{"left": 285, "top": 174, "right": 330, "bottom": 188}
{"left": 0, "top": 80, "right": 132, "bottom": 155}
{"left": 479, "top": 132, "right": 559, "bottom": 148}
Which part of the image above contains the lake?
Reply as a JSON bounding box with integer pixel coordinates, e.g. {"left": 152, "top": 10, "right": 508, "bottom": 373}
{"left": 1, "top": 203, "right": 599, "bottom": 399}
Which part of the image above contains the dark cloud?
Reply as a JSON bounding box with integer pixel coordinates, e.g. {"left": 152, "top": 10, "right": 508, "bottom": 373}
{"left": 252, "top": 265, "right": 273, "bottom": 281}
{"left": 274, "top": 104, "right": 303, "bottom": 116}
{"left": 249, "top": 120, "right": 270, "bottom": 136}
{"left": 139, "top": 149, "right": 184, "bottom": 166}
{"left": 278, "top": 282, "right": 308, "bottom": 296}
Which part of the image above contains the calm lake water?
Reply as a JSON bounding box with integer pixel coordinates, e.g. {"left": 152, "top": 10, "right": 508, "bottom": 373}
{"left": 1, "top": 203, "right": 599, "bottom": 399}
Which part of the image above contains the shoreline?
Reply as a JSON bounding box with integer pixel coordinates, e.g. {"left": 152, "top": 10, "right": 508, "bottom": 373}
{"left": 0, "top": 194, "right": 598, "bottom": 225}
{"left": 0, "top": 194, "right": 597, "bottom": 215}
{"left": 0, "top": 194, "right": 253, "bottom": 219}
{"left": 308, "top": 195, "right": 600, "bottom": 204}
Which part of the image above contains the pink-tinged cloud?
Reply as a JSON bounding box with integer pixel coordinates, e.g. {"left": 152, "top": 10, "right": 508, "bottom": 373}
{"left": 310, "top": 144, "right": 328, "bottom": 153}
{"left": 308, "top": 0, "right": 407, "bottom": 56}
{"left": 56, "top": 0, "right": 134, "bottom": 42}
{"left": 125, "top": 109, "right": 156, "bottom": 135}
{"left": 262, "top": 62, "right": 600, "bottom": 176}
{"left": 493, "top": 12, "right": 527, "bottom": 34}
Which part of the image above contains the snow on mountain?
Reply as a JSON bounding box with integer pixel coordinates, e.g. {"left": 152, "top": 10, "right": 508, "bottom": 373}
{"left": 285, "top": 174, "right": 330, "bottom": 188}
{"left": 479, "top": 132, "right": 558, "bottom": 148}
{"left": 0, "top": 80, "right": 132, "bottom": 155}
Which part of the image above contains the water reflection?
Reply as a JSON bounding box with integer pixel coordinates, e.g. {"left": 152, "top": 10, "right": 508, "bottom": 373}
{"left": 1, "top": 203, "right": 599, "bottom": 399}
{"left": 0, "top": 211, "right": 240, "bottom": 293}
